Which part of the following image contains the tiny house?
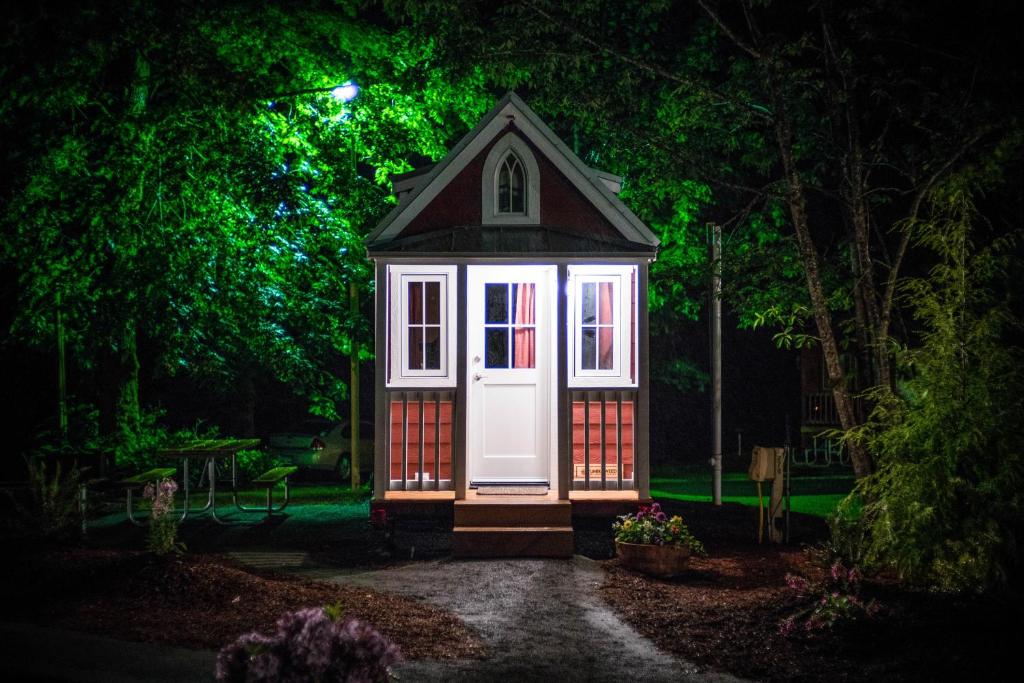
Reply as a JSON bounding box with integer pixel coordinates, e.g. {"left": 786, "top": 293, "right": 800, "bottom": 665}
{"left": 367, "top": 93, "right": 659, "bottom": 557}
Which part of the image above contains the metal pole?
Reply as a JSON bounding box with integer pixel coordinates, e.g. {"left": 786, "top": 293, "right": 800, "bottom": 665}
{"left": 711, "top": 224, "right": 722, "bottom": 506}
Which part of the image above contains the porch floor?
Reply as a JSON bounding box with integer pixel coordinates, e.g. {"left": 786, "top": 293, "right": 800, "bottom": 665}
{"left": 381, "top": 489, "right": 639, "bottom": 503}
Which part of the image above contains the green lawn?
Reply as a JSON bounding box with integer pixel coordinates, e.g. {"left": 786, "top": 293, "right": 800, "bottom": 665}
{"left": 650, "top": 470, "right": 855, "bottom": 518}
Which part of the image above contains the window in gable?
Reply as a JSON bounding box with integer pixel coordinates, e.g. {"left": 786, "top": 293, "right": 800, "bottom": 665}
{"left": 497, "top": 153, "right": 526, "bottom": 214}
{"left": 481, "top": 133, "right": 540, "bottom": 225}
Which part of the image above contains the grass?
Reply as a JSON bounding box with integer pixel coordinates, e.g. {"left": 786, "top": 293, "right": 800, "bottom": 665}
{"left": 650, "top": 469, "right": 855, "bottom": 519}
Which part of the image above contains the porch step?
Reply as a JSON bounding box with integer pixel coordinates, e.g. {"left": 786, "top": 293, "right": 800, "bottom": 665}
{"left": 454, "top": 500, "right": 571, "bottom": 527}
{"left": 452, "top": 526, "right": 574, "bottom": 558}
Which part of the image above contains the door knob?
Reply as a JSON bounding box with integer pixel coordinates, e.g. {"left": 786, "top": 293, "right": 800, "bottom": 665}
{"left": 473, "top": 355, "right": 481, "bottom": 363}
{"left": 473, "top": 373, "right": 486, "bottom": 381}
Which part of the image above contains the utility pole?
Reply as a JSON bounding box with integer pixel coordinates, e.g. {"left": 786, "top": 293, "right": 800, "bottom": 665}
{"left": 710, "top": 223, "right": 722, "bottom": 505}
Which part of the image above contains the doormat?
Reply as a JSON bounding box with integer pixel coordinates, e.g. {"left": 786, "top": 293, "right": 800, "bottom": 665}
{"left": 475, "top": 486, "right": 549, "bottom": 496}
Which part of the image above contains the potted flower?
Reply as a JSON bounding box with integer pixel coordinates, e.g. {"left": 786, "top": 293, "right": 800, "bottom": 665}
{"left": 613, "top": 502, "right": 706, "bottom": 578}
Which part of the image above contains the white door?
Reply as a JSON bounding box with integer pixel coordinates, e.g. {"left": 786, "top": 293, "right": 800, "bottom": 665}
{"left": 467, "top": 265, "right": 555, "bottom": 484}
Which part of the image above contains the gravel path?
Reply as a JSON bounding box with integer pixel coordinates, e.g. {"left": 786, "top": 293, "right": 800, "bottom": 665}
{"left": 289, "top": 556, "right": 745, "bottom": 682}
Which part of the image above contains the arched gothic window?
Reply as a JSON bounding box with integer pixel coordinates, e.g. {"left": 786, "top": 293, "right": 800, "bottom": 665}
{"left": 497, "top": 153, "right": 526, "bottom": 214}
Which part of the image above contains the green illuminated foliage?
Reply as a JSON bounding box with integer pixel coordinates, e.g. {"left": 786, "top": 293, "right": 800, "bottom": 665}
{"left": 1, "top": 1, "right": 490, "bottom": 453}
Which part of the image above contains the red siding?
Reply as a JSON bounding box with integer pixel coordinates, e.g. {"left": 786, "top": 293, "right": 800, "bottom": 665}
{"left": 402, "top": 128, "right": 619, "bottom": 239}
{"left": 389, "top": 400, "right": 454, "bottom": 482}
{"left": 571, "top": 399, "right": 634, "bottom": 481}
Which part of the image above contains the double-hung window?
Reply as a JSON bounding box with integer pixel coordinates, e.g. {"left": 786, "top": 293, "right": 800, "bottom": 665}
{"left": 568, "top": 264, "right": 637, "bottom": 387}
{"left": 388, "top": 265, "right": 457, "bottom": 387}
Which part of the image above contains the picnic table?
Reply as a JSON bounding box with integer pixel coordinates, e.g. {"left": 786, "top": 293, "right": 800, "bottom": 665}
{"left": 156, "top": 439, "right": 295, "bottom": 524}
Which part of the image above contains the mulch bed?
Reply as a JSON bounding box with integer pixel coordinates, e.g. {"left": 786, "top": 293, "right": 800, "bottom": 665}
{"left": 601, "top": 541, "right": 1022, "bottom": 682}
{"left": 2, "top": 548, "right": 484, "bottom": 660}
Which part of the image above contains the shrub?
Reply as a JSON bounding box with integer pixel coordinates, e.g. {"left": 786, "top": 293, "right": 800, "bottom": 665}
{"left": 144, "top": 477, "right": 184, "bottom": 555}
{"left": 613, "top": 502, "right": 706, "bottom": 555}
{"left": 779, "top": 559, "right": 882, "bottom": 637}
{"left": 842, "top": 188, "right": 1024, "bottom": 591}
{"left": 235, "top": 449, "right": 290, "bottom": 483}
{"left": 7, "top": 456, "right": 83, "bottom": 542}
{"left": 216, "top": 605, "right": 400, "bottom": 683}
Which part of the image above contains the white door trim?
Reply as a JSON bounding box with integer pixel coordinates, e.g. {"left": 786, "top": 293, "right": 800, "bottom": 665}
{"left": 466, "top": 265, "right": 558, "bottom": 486}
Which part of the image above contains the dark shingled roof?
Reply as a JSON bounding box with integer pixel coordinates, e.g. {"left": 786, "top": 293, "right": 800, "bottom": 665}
{"left": 367, "top": 225, "right": 657, "bottom": 257}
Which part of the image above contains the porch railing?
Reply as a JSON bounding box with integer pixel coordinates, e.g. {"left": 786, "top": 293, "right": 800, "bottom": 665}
{"left": 386, "top": 389, "right": 455, "bottom": 491}
{"left": 570, "top": 390, "right": 636, "bottom": 491}
{"left": 802, "top": 391, "right": 866, "bottom": 426}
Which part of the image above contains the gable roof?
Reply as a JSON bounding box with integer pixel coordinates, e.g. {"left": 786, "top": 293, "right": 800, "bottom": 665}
{"left": 366, "top": 92, "right": 659, "bottom": 249}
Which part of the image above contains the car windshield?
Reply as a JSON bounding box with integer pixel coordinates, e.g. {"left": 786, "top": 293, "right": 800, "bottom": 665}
{"left": 299, "top": 420, "right": 333, "bottom": 435}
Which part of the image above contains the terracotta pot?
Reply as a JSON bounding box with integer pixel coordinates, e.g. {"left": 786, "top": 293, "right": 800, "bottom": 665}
{"left": 615, "top": 541, "right": 692, "bottom": 578}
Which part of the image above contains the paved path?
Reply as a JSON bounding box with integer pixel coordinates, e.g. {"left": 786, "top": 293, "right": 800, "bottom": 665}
{"left": 0, "top": 621, "right": 216, "bottom": 682}
{"left": 283, "top": 555, "right": 744, "bottom": 682}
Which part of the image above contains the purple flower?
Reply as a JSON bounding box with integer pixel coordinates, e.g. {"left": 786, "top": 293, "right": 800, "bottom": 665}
{"left": 650, "top": 502, "right": 661, "bottom": 513}
{"left": 655, "top": 512, "right": 667, "bottom": 522}
{"left": 216, "top": 607, "right": 400, "bottom": 683}
{"left": 830, "top": 560, "right": 844, "bottom": 582}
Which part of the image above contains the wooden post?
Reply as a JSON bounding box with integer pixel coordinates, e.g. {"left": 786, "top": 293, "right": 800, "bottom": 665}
{"left": 373, "top": 262, "right": 387, "bottom": 500}
{"left": 636, "top": 262, "right": 651, "bottom": 500}
{"left": 454, "top": 264, "right": 468, "bottom": 499}
{"left": 557, "top": 264, "right": 569, "bottom": 500}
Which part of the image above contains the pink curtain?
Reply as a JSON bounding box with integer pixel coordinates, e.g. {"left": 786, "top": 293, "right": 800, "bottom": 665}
{"left": 598, "top": 282, "right": 614, "bottom": 369}
{"left": 513, "top": 283, "right": 535, "bottom": 368}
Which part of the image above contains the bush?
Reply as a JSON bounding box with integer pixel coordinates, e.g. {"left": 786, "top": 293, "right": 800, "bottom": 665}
{"left": 6, "top": 456, "right": 82, "bottom": 542}
{"left": 216, "top": 605, "right": 400, "bottom": 683}
{"left": 144, "top": 477, "right": 184, "bottom": 556}
{"left": 234, "top": 449, "right": 290, "bottom": 483}
{"left": 779, "top": 559, "right": 882, "bottom": 637}
{"left": 843, "top": 188, "right": 1024, "bottom": 591}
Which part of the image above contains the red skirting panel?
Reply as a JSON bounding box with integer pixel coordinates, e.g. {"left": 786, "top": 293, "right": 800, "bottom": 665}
{"left": 389, "top": 399, "right": 453, "bottom": 483}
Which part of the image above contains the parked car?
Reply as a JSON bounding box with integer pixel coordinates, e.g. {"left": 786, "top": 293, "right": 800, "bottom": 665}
{"left": 268, "top": 418, "right": 374, "bottom": 482}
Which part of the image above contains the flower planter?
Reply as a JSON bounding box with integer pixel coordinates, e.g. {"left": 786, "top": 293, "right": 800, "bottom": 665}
{"left": 615, "top": 541, "right": 692, "bottom": 578}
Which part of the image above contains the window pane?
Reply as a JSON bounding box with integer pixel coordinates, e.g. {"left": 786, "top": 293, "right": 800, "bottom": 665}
{"left": 513, "top": 326, "right": 535, "bottom": 368}
{"left": 425, "top": 281, "right": 440, "bottom": 324}
{"left": 598, "top": 282, "right": 614, "bottom": 325}
{"left": 511, "top": 283, "right": 535, "bottom": 324}
{"left": 408, "top": 327, "right": 423, "bottom": 370}
{"left": 581, "top": 328, "right": 596, "bottom": 370}
{"left": 485, "top": 328, "right": 509, "bottom": 368}
{"left": 598, "top": 327, "right": 614, "bottom": 369}
{"left": 581, "top": 282, "right": 596, "bottom": 324}
{"left": 424, "top": 326, "right": 441, "bottom": 369}
{"left": 498, "top": 163, "right": 510, "bottom": 213}
{"left": 408, "top": 282, "right": 422, "bottom": 324}
{"left": 510, "top": 159, "right": 524, "bottom": 212}
{"left": 486, "top": 283, "right": 508, "bottom": 323}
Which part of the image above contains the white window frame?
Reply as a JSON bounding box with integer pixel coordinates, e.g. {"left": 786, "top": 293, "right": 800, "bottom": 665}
{"left": 481, "top": 132, "right": 540, "bottom": 225}
{"left": 567, "top": 264, "right": 637, "bottom": 388}
{"left": 388, "top": 265, "right": 457, "bottom": 388}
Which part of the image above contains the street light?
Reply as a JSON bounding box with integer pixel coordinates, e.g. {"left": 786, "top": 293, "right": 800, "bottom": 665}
{"left": 331, "top": 80, "right": 359, "bottom": 102}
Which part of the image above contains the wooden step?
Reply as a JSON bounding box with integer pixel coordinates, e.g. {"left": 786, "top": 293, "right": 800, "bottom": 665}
{"left": 454, "top": 500, "right": 571, "bottom": 528}
{"left": 452, "top": 526, "right": 574, "bottom": 558}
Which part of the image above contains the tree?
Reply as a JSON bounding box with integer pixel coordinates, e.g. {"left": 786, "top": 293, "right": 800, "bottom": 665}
{"left": 383, "top": 0, "right": 1022, "bottom": 478}
{"left": 1, "top": 1, "right": 491, "bottom": 461}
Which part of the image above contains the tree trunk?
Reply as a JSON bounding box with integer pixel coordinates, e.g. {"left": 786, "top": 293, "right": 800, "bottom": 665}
{"left": 236, "top": 373, "right": 256, "bottom": 438}
{"left": 114, "top": 320, "right": 141, "bottom": 466}
{"left": 766, "top": 64, "right": 874, "bottom": 479}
